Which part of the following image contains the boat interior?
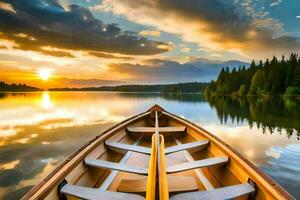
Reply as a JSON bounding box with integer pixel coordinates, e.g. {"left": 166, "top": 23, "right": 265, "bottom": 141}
{"left": 24, "top": 105, "right": 294, "bottom": 200}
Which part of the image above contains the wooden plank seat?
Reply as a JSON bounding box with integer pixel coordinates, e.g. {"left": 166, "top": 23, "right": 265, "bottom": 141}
{"left": 105, "top": 140, "right": 209, "bottom": 156}
{"left": 85, "top": 159, "right": 148, "bottom": 175}
{"left": 127, "top": 126, "right": 186, "bottom": 138}
{"left": 105, "top": 141, "right": 151, "bottom": 155}
{"left": 166, "top": 157, "right": 228, "bottom": 174}
{"left": 127, "top": 126, "right": 186, "bottom": 133}
{"left": 61, "top": 184, "right": 145, "bottom": 200}
{"left": 170, "top": 183, "right": 255, "bottom": 200}
{"left": 165, "top": 140, "right": 209, "bottom": 154}
{"left": 118, "top": 176, "right": 198, "bottom": 193}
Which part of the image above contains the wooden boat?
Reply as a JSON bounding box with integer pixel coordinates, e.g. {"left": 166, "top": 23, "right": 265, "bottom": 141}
{"left": 22, "top": 105, "right": 294, "bottom": 200}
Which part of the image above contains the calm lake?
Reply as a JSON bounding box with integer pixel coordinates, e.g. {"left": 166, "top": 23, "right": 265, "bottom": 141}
{"left": 0, "top": 92, "right": 299, "bottom": 199}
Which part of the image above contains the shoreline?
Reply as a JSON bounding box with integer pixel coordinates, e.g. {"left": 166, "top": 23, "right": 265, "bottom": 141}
{"left": 1, "top": 90, "right": 300, "bottom": 97}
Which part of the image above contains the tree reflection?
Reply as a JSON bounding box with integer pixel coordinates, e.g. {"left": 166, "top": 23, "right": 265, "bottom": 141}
{"left": 205, "top": 95, "right": 300, "bottom": 140}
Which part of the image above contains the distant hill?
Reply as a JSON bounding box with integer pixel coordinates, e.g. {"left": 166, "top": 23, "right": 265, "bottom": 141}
{"left": 0, "top": 81, "right": 40, "bottom": 91}
{"left": 56, "top": 78, "right": 128, "bottom": 88}
{"left": 50, "top": 82, "right": 208, "bottom": 93}
{"left": 223, "top": 60, "right": 250, "bottom": 67}
{"left": 189, "top": 59, "right": 249, "bottom": 68}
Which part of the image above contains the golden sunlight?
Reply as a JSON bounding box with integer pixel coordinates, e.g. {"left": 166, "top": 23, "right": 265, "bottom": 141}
{"left": 41, "top": 92, "right": 53, "bottom": 108}
{"left": 38, "top": 68, "right": 53, "bottom": 81}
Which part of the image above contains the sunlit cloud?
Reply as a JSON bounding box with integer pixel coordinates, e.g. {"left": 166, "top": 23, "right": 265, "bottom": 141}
{"left": 14, "top": 33, "right": 36, "bottom": 41}
{"left": 181, "top": 47, "right": 190, "bottom": 53}
{"left": 210, "top": 53, "right": 223, "bottom": 58}
{"left": 0, "top": 2, "right": 16, "bottom": 13}
{"left": 139, "top": 30, "right": 161, "bottom": 37}
{"left": 87, "top": 51, "right": 133, "bottom": 60}
{"left": 39, "top": 46, "right": 74, "bottom": 58}
{"left": 0, "top": 48, "right": 76, "bottom": 67}
{"left": 156, "top": 44, "right": 173, "bottom": 51}
{"left": 0, "top": 38, "right": 18, "bottom": 49}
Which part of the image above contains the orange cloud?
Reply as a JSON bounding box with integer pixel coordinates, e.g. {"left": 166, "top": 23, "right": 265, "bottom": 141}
{"left": 181, "top": 47, "right": 190, "bottom": 53}
{"left": 139, "top": 30, "right": 161, "bottom": 37}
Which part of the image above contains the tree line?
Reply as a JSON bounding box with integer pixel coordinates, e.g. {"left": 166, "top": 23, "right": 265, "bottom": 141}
{"left": 0, "top": 81, "right": 208, "bottom": 93}
{"left": 50, "top": 82, "right": 208, "bottom": 93}
{"left": 205, "top": 53, "right": 300, "bottom": 96}
{"left": 0, "top": 81, "right": 40, "bottom": 91}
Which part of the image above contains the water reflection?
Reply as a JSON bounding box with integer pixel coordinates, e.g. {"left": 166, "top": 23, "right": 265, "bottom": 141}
{"left": 204, "top": 95, "right": 300, "bottom": 140}
{"left": 261, "top": 144, "right": 300, "bottom": 198}
{"left": 0, "top": 92, "right": 299, "bottom": 199}
{"left": 41, "top": 92, "right": 53, "bottom": 109}
{"left": 118, "top": 92, "right": 207, "bottom": 103}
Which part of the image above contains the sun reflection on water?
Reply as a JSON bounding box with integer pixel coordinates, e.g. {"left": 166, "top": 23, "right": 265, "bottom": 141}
{"left": 41, "top": 92, "right": 52, "bottom": 109}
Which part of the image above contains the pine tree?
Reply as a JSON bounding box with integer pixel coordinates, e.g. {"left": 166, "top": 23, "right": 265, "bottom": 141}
{"left": 249, "top": 70, "right": 265, "bottom": 95}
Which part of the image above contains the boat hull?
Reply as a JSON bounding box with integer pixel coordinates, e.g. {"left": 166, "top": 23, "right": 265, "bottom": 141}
{"left": 21, "top": 105, "right": 294, "bottom": 200}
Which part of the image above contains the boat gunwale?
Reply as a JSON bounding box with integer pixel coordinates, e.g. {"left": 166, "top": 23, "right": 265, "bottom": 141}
{"left": 21, "top": 110, "right": 151, "bottom": 200}
{"left": 162, "top": 110, "right": 295, "bottom": 200}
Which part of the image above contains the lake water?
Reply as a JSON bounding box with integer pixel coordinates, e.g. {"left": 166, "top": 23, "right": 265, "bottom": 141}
{"left": 0, "top": 92, "right": 299, "bottom": 199}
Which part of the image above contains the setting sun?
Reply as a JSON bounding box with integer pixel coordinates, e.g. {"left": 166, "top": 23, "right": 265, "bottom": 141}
{"left": 38, "top": 68, "right": 53, "bottom": 81}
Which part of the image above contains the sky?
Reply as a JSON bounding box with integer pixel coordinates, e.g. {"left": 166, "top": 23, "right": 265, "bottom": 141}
{"left": 0, "top": 0, "right": 299, "bottom": 88}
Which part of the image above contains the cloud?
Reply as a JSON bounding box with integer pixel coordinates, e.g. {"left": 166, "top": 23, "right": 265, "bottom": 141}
{"left": 108, "top": 59, "right": 249, "bottom": 83}
{"left": 88, "top": 51, "right": 132, "bottom": 60}
{"left": 181, "top": 47, "right": 190, "bottom": 53}
{"left": 139, "top": 30, "right": 161, "bottom": 37}
{"left": 0, "top": 0, "right": 171, "bottom": 56}
{"left": 0, "top": 2, "right": 16, "bottom": 13}
{"left": 140, "top": 58, "right": 166, "bottom": 66}
{"left": 270, "top": 0, "right": 282, "bottom": 7}
{"left": 38, "top": 46, "right": 75, "bottom": 58}
{"left": 96, "top": 0, "right": 300, "bottom": 59}
{"left": 297, "top": 16, "right": 300, "bottom": 19}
